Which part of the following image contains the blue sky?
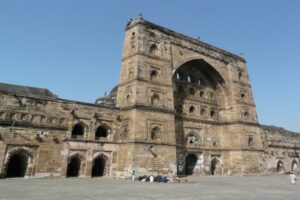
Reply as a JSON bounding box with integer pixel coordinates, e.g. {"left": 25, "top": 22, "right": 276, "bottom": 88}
{"left": 0, "top": 0, "right": 299, "bottom": 132}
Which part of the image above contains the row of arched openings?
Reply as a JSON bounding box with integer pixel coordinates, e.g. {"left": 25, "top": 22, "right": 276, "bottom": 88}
{"left": 277, "top": 159, "right": 299, "bottom": 173}
{"left": 71, "top": 123, "right": 110, "bottom": 140}
{"left": 66, "top": 155, "right": 108, "bottom": 178}
{"left": 2, "top": 150, "right": 109, "bottom": 178}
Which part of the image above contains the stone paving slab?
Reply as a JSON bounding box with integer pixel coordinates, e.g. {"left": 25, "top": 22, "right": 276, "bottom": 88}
{"left": 0, "top": 175, "right": 299, "bottom": 200}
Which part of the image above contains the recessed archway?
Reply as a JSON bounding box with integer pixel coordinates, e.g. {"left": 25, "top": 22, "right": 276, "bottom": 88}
{"left": 5, "top": 152, "right": 29, "bottom": 178}
{"left": 277, "top": 160, "right": 284, "bottom": 173}
{"left": 71, "top": 123, "right": 85, "bottom": 139}
{"left": 173, "top": 59, "right": 226, "bottom": 119}
{"left": 291, "top": 160, "right": 298, "bottom": 173}
{"left": 185, "top": 154, "right": 198, "bottom": 175}
{"left": 92, "top": 156, "right": 107, "bottom": 177}
{"left": 67, "top": 156, "right": 81, "bottom": 177}
{"left": 173, "top": 59, "right": 226, "bottom": 89}
{"left": 211, "top": 158, "right": 221, "bottom": 175}
{"left": 95, "top": 125, "right": 110, "bottom": 140}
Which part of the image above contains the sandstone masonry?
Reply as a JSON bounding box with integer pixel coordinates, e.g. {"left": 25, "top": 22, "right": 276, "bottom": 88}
{"left": 0, "top": 16, "right": 299, "bottom": 178}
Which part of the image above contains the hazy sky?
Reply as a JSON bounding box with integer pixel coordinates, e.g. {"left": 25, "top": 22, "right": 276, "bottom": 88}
{"left": 0, "top": 0, "right": 299, "bottom": 132}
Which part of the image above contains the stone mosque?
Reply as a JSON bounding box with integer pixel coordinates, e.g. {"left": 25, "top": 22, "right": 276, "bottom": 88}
{"left": 0, "top": 16, "right": 299, "bottom": 178}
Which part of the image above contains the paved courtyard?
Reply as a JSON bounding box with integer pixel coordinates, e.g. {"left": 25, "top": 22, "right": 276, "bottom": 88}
{"left": 0, "top": 175, "right": 299, "bottom": 200}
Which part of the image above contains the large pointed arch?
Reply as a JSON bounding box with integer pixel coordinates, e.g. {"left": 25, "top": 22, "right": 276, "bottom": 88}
{"left": 173, "top": 56, "right": 226, "bottom": 81}
{"left": 173, "top": 59, "right": 227, "bottom": 89}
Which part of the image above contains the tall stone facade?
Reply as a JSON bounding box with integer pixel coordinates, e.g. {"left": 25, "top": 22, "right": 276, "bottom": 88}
{"left": 0, "top": 17, "right": 299, "bottom": 178}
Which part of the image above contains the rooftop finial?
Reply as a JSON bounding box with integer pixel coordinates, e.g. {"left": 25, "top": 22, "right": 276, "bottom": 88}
{"left": 137, "top": 13, "right": 143, "bottom": 20}
{"left": 127, "top": 18, "right": 133, "bottom": 26}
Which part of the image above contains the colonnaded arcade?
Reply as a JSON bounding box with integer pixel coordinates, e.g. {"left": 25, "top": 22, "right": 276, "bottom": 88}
{"left": 0, "top": 16, "right": 299, "bottom": 178}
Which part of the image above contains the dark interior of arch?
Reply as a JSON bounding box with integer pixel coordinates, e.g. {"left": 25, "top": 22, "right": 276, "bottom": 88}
{"left": 95, "top": 126, "right": 108, "bottom": 138}
{"left": 92, "top": 156, "right": 106, "bottom": 177}
{"left": 67, "top": 157, "right": 81, "bottom": 177}
{"left": 185, "top": 154, "right": 198, "bottom": 175}
{"left": 292, "top": 160, "right": 298, "bottom": 172}
{"left": 72, "top": 124, "right": 84, "bottom": 138}
{"left": 277, "top": 160, "right": 284, "bottom": 172}
{"left": 6, "top": 152, "right": 29, "bottom": 178}
{"left": 173, "top": 59, "right": 225, "bottom": 89}
{"left": 173, "top": 59, "right": 225, "bottom": 116}
{"left": 211, "top": 158, "right": 220, "bottom": 175}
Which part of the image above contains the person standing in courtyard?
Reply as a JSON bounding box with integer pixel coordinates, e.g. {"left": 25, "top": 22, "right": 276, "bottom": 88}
{"left": 289, "top": 173, "right": 297, "bottom": 185}
{"left": 131, "top": 169, "right": 136, "bottom": 181}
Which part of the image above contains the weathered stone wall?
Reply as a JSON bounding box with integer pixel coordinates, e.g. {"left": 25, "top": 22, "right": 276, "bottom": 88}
{"left": 0, "top": 91, "right": 121, "bottom": 178}
{"left": 261, "top": 125, "right": 300, "bottom": 174}
{"left": 0, "top": 17, "right": 299, "bottom": 179}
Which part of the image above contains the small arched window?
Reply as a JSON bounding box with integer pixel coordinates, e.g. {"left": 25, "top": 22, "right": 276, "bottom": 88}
{"left": 151, "top": 93, "right": 160, "bottom": 106}
{"left": 189, "top": 106, "right": 196, "bottom": 114}
{"left": 150, "top": 69, "right": 159, "bottom": 81}
{"left": 212, "top": 137, "right": 219, "bottom": 147}
{"left": 248, "top": 136, "right": 254, "bottom": 147}
{"left": 128, "top": 69, "right": 133, "bottom": 79}
{"left": 95, "top": 125, "right": 110, "bottom": 140}
{"left": 176, "top": 72, "right": 183, "bottom": 80}
{"left": 125, "top": 93, "right": 131, "bottom": 104}
{"left": 187, "top": 75, "right": 193, "bottom": 83}
{"left": 243, "top": 111, "right": 250, "bottom": 120}
{"left": 151, "top": 126, "right": 160, "bottom": 140}
{"left": 72, "top": 123, "right": 84, "bottom": 139}
{"left": 149, "top": 44, "right": 158, "bottom": 55}
{"left": 41, "top": 115, "right": 46, "bottom": 123}
{"left": 123, "top": 128, "right": 128, "bottom": 139}
{"left": 240, "top": 91, "right": 247, "bottom": 101}
{"left": 210, "top": 110, "right": 216, "bottom": 118}
{"left": 277, "top": 160, "right": 284, "bottom": 172}
{"left": 21, "top": 113, "right": 28, "bottom": 121}
{"left": 198, "top": 79, "right": 203, "bottom": 85}
{"left": 186, "top": 132, "right": 201, "bottom": 145}
{"left": 10, "top": 113, "right": 17, "bottom": 121}
{"left": 238, "top": 71, "right": 243, "bottom": 80}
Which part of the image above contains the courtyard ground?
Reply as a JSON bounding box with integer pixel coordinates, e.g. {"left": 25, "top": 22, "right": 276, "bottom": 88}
{"left": 0, "top": 175, "right": 299, "bottom": 200}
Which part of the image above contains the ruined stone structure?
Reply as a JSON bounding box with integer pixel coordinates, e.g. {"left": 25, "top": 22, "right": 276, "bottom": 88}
{"left": 0, "top": 17, "right": 299, "bottom": 178}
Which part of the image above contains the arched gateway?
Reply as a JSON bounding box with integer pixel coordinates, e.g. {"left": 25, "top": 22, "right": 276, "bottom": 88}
{"left": 92, "top": 156, "right": 107, "bottom": 177}
{"left": 185, "top": 154, "right": 198, "bottom": 175}
{"left": 5, "top": 152, "right": 30, "bottom": 178}
{"left": 211, "top": 158, "right": 221, "bottom": 175}
{"left": 67, "top": 156, "right": 81, "bottom": 177}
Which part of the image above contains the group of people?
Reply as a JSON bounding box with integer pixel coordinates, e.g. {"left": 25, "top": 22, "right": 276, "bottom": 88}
{"left": 136, "top": 175, "right": 169, "bottom": 183}
{"left": 131, "top": 169, "right": 187, "bottom": 183}
{"left": 131, "top": 169, "right": 297, "bottom": 185}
